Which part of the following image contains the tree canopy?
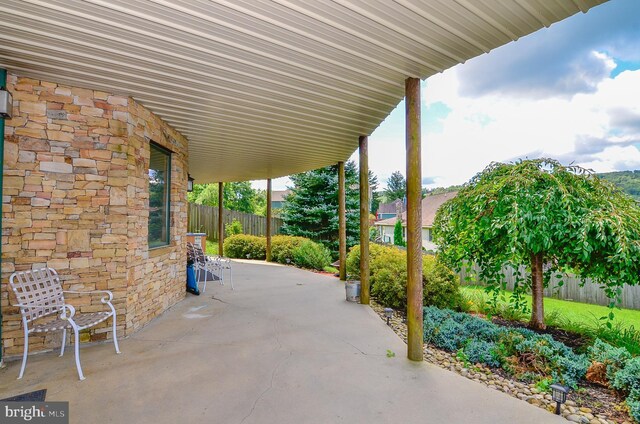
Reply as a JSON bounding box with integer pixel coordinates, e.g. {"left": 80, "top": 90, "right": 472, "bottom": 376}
{"left": 383, "top": 171, "right": 406, "bottom": 202}
{"left": 188, "top": 181, "right": 265, "bottom": 214}
{"left": 434, "top": 159, "right": 640, "bottom": 329}
{"left": 280, "top": 161, "right": 360, "bottom": 257}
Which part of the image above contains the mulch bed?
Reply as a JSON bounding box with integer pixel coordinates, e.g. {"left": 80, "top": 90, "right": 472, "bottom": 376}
{"left": 572, "top": 382, "right": 631, "bottom": 423}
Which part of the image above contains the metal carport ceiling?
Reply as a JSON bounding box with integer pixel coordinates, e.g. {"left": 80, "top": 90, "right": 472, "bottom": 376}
{"left": 0, "top": 0, "right": 607, "bottom": 182}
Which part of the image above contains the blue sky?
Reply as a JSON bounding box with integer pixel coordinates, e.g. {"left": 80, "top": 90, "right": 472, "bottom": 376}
{"left": 260, "top": 0, "right": 640, "bottom": 191}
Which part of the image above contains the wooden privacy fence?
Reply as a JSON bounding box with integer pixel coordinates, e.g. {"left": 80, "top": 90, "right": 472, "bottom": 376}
{"left": 187, "top": 203, "right": 283, "bottom": 241}
{"left": 459, "top": 263, "right": 640, "bottom": 310}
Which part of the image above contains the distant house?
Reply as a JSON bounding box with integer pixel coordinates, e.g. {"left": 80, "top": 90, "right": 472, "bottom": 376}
{"left": 271, "top": 189, "right": 291, "bottom": 210}
{"left": 375, "top": 192, "right": 457, "bottom": 251}
{"left": 376, "top": 200, "right": 405, "bottom": 220}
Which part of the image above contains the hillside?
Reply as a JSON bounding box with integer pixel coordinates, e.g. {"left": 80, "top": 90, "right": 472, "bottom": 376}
{"left": 423, "top": 170, "right": 640, "bottom": 201}
{"left": 598, "top": 170, "right": 640, "bottom": 201}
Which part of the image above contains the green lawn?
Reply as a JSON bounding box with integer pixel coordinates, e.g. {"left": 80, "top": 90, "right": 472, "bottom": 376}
{"left": 205, "top": 240, "right": 218, "bottom": 256}
{"left": 461, "top": 286, "right": 640, "bottom": 330}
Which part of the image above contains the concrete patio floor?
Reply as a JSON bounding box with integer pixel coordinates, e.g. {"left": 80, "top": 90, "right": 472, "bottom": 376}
{"left": 0, "top": 260, "right": 565, "bottom": 424}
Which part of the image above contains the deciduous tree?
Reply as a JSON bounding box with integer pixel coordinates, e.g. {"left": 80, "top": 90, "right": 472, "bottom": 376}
{"left": 434, "top": 159, "right": 640, "bottom": 330}
{"left": 188, "top": 181, "right": 261, "bottom": 214}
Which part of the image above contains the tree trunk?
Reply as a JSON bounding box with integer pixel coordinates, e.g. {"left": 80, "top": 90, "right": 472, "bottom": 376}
{"left": 530, "top": 252, "right": 546, "bottom": 330}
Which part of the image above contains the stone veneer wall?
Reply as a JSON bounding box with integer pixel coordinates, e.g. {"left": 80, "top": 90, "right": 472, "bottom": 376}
{"left": 1, "top": 74, "right": 187, "bottom": 356}
{"left": 124, "top": 99, "right": 188, "bottom": 334}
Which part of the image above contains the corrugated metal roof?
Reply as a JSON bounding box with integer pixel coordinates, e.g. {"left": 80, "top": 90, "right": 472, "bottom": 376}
{"left": 0, "top": 0, "right": 607, "bottom": 182}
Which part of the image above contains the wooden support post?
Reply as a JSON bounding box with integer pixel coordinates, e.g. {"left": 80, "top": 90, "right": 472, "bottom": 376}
{"left": 338, "top": 161, "right": 347, "bottom": 281}
{"left": 266, "top": 178, "right": 273, "bottom": 262}
{"left": 218, "top": 182, "right": 224, "bottom": 256}
{"left": 406, "top": 77, "right": 423, "bottom": 361}
{"left": 359, "top": 136, "right": 370, "bottom": 304}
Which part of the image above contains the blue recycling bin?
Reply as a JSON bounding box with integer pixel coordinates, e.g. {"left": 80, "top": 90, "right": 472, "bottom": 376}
{"left": 186, "top": 263, "right": 199, "bottom": 295}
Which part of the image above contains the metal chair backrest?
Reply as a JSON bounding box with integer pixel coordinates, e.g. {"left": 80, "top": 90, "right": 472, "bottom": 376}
{"left": 187, "top": 242, "right": 196, "bottom": 262}
{"left": 191, "top": 243, "right": 208, "bottom": 264}
{"left": 9, "top": 268, "right": 65, "bottom": 324}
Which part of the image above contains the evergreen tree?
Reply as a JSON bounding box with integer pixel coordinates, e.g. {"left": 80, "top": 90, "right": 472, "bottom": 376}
{"left": 369, "top": 170, "right": 381, "bottom": 216}
{"left": 393, "top": 219, "right": 404, "bottom": 246}
{"left": 383, "top": 171, "right": 406, "bottom": 202}
{"left": 281, "top": 161, "right": 360, "bottom": 257}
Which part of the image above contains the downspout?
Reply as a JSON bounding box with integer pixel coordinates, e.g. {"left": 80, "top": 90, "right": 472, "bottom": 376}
{"left": 0, "top": 68, "right": 7, "bottom": 367}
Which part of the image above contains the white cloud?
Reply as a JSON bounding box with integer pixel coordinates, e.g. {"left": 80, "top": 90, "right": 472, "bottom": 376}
{"left": 416, "top": 65, "right": 640, "bottom": 188}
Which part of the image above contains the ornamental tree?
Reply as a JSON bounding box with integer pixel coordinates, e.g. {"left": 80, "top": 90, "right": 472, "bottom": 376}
{"left": 433, "top": 159, "right": 640, "bottom": 330}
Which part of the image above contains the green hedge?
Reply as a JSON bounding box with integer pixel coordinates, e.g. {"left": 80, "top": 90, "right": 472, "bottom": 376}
{"left": 346, "top": 244, "right": 461, "bottom": 310}
{"left": 223, "top": 235, "right": 266, "bottom": 260}
{"left": 271, "top": 235, "right": 308, "bottom": 264}
{"left": 345, "top": 243, "right": 397, "bottom": 281}
{"left": 224, "top": 234, "right": 331, "bottom": 271}
{"left": 292, "top": 240, "right": 332, "bottom": 271}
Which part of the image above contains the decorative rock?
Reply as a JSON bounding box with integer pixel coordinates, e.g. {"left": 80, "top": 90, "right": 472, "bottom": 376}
{"left": 40, "top": 161, "right": 73, "bottom": 173}
{"left": 527, "top": 398, "right": 542, "bottom": 406}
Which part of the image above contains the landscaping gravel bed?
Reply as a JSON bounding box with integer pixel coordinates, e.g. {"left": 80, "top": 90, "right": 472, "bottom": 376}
{"left": 370, "top": 301, "right": 632, "bottom": 424}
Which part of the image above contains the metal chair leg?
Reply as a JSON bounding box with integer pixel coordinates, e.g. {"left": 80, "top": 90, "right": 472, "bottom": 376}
{"left": 60, "top": 328, "right": 66, "bottom": 357}
{"left": 202, "top": 263, "right": 208, "bottom": 293}
{"left": 111, "top": 311, "right": 121, "bottom": 354}
{"left": 17, "top": 329, "right": 29, "bottom": 380}
{"left": 71, "top": 323, "right": 85, "bottom": 381}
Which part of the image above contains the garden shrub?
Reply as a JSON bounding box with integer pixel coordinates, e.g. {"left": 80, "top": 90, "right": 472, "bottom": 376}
{"left": 433, "top": 319, "right": 467, "bottom": 351}
{"left": 514, "top": 333, "right": 588, "bottom": 389}
{"left": 370, "top": 248, "right": 407, "bottom": 309}
{"left": 423, "top": 255, "right": 462, "bottom": 310}
{"left": 588, "top": 339, "right": 632, "bottom": 381}
{"left": 271, "top": 235, "right": 308, "bottom": 264}
{"left": 345, "top": 243, "right": 395, "bottom": 280}
{"left": 627, "top": 390, "right": 640, "bottom": 423}
{"left": 370, "top": 267, "right": 407, "bottom": 310}
{"left": 606, "top": 353, "right": 640, "bottom": 422}
{"left": 223, "top": 234, "right": 266, "bottom": 259}
{"left": 612, "top": 357, "right": 640, "bottom": 394}
{"left": 459, "top": 314, "right": 504, "bottom": 342}
{"left": 347, "top": 244, "right": 461, "bottom": 311}
{"left": 464, "top": 340, "right": 501, "bottom": 368}
{"left": 292, "top": 240, "right": 332, "bottom": 271}
{"left": 423, "top": 306, "right": 588, "bottom": 388}
{"left": 225, "top": 219, "right": 243, "bottom": 237}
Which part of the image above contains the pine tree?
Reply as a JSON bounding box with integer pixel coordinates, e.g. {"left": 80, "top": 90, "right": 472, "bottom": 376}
{"left": 383, "top": 171, "right": 406, "bottom": 202}
{"left": 281, "top": 161, "right": 360, "bottom": 257}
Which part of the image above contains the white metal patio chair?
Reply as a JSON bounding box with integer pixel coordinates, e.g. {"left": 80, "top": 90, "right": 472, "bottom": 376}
{"left": 9, "top": 268, "right": 121, "bottom": 381}
{"left": 192, "top": 243, "right": 233, "bottom": 290}
{"left": 187, "top": 242, "right": 216, "bottom": 293}
{"left": 217, "top": 256, "right": 233, "bottom": 290}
